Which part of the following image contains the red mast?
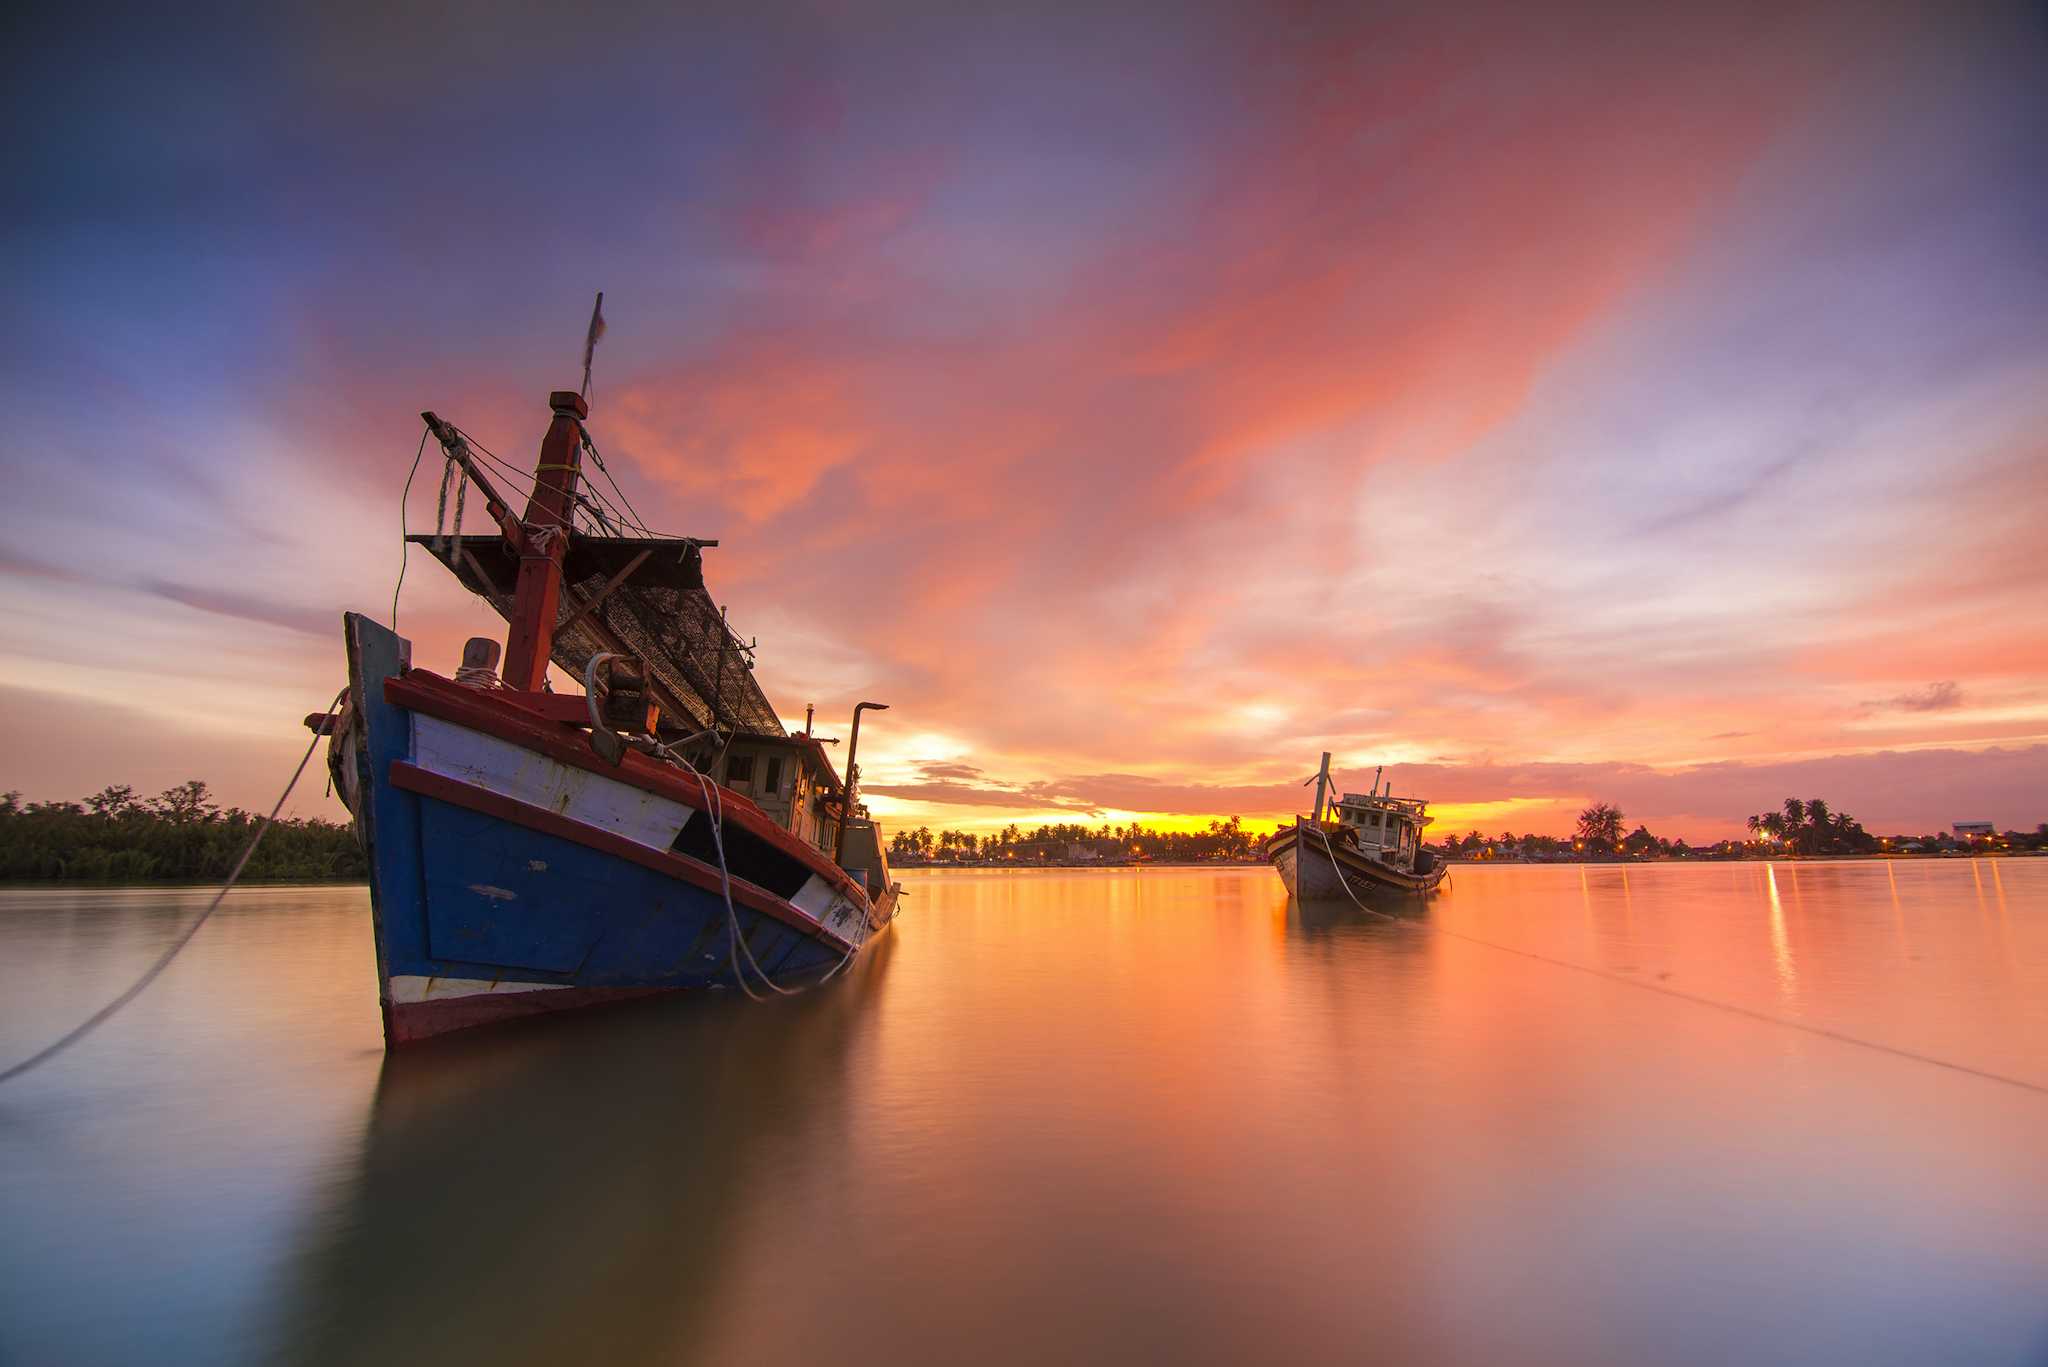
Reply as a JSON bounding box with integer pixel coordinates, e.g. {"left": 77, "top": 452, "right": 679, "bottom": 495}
{"left": 501, "top": 390, "right": 588, "bottom": 692}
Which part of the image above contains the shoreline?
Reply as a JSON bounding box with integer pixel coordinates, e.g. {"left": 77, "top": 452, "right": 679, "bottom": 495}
{"left": 895, "top": 850, "right": 2041, "bottom": 871}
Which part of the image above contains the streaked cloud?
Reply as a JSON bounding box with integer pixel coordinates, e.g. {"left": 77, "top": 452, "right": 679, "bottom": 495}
{"left": 1875, "top": 682, "right": 1964, "bottom": 714}
{"left": 1, "top": 0, "right": 2042, "bottom": 837}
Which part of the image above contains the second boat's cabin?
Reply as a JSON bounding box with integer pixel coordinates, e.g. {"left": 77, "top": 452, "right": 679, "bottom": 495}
{"left": 1332, "top": 793, "right": 1432, "bottom": 870}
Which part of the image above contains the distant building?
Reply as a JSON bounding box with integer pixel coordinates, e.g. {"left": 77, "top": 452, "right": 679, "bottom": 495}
{"left": 1953, "top": 821, "right": 1994, "bottom": 838}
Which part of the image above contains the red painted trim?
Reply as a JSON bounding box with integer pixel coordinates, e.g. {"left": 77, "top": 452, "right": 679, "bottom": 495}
{"left": 387, "top": 983, "right": 678, "bottom": 1045}
{"left": 385, "top": 670, "right": 868, "bottom": 905}
{"left": 501, "top": 690, "right": 598, "bottom": 725}
{"left": 389, "top": 761, "right": 858, "bottom": 952}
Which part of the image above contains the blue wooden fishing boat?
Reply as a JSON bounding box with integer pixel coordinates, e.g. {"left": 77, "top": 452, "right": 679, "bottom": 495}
{"left": 318, "top": 362, "right": 899, "bottom": 1046}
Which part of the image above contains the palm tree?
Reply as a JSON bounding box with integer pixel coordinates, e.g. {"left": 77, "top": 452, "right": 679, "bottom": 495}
{"left": 1782, "top": 798, "right": 1807, "bottom": 833}
{"left": 1803, "top": 798, "right": 1830, "bottom": 853}
{"left": 1576, "top": 802, "right": 1624, "bottom": 852}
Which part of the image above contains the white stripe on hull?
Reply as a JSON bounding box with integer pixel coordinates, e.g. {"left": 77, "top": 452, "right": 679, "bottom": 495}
{"left": 791, "top": 873, "right": 867, "bottom": 944}
{"left": 411, "top": 713, "right": 694, "bottom": 852}
{"left": 387, "top": 973, "right": 578, "bottom": 1004}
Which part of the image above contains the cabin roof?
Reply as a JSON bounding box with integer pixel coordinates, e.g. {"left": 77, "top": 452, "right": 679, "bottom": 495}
{"left": 724, "top": 731, "right": 846, "bottom": 794}
{"left": 1335, "top": 792, "right": 1429, "bottom": 813}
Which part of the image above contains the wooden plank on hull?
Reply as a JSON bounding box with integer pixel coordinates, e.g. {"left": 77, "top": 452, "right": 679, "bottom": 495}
{"left": 411, "top": 713, "right": 695, "bottom": 852}
{"left": 386, "top": 671, "right": 870, "bottom": 906}
{"left": 389, "top": 762, "right": 858, "bottom": 953}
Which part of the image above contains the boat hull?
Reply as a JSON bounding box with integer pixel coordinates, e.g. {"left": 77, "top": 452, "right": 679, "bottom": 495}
{"left": 339, "top": 614, "right": 893, "bottom": 1046}
{"left": 1266, "top": 821, "right": 1446, "bottom": 904}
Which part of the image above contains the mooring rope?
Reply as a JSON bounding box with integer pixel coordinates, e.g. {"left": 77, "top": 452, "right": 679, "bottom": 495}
{"left": 587, "top": 654, "right": 858, "bottom": 999}
{"left": 1306, "top": 825, "right": 2048, "bottom": 1099}
{"left": 390, "top": 429, "right": 429, "bottom": 631}
{"left": 666, "top": 733, "right": 864, "bottom": 997}
{"left": 0, "top": 689, "right": 348, "bottom": 1088}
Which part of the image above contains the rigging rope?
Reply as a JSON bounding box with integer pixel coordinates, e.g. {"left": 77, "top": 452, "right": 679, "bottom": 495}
{"left": 433, "top": 457, "right": 455, "bottom": 553}
{"left": 0, "top": 689, "right": 348, "bottom": 1088}
{"left": 1305, "top": 825, "right": 2048, "bottom": 1099}
{"left": 431, "top": 454, "right": 467, "bottom": 554}
{"left": 443, "top": 419, "right": 661, "bottom": 543}
{"left": 390, "top": 429, "right": 429, "bottom": 630}
{"left": 581, "top": 430, "right": 657, "bottom": 537}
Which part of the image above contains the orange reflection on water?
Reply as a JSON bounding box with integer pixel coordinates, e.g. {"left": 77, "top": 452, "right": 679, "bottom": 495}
{"left": 4, "top": 865, "right": 2048, "bottom": 1366}
{"left": 1765, "top": 862, "right": 1800, "bottom": 1005}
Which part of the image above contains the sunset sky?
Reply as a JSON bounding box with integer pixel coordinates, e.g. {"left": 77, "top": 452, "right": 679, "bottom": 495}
{"left": 2, "top": 1, "right": 2043, "bottom": 841}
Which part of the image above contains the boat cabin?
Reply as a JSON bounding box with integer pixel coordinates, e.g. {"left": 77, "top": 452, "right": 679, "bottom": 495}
{"left": 701, "top": 732, "right": 894, "bottom": 901}
{"left": 706, "top": 734, "right": 844, "bottom": 857}
{"left": 1331, "top": 791, "right": 1433, "bottom": 871}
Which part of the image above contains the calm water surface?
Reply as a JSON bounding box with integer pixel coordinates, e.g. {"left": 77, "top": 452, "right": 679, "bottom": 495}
{"left": 2, "top": 862, "right": 2045, "bottom": 1366}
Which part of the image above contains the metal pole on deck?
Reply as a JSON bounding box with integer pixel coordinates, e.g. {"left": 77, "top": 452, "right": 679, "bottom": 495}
{"left": 835, "top": 702, "right": 889, "bottom": 866}
{"left": 1312, "top": 752, "right": 1332, "bottom": 824}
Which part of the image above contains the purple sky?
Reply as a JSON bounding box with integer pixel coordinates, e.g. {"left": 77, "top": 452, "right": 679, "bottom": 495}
{"left": 2, "top": 1, "right": 2044, "bottom": 838}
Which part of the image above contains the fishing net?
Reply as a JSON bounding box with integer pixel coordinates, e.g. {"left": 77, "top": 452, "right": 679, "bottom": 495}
{"left": 411, "top": 534, "right": 786, "bottom": 738}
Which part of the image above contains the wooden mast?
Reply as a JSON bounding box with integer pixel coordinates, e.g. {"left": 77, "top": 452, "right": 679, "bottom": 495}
{"left": 502, "top": 390, "right": 588, "bottom": 692}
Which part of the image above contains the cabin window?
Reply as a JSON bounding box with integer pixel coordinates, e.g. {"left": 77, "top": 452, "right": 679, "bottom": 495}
{"left": 727, "top": 754, "right": 754, "bottom": 788}
{"left": 763, "top": 755, "right": 784, "bottom": 796}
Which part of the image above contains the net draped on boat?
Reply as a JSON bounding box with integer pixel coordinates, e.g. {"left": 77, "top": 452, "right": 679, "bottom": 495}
{"left": 409, "top": 534, "right": 787, "bottom": 738}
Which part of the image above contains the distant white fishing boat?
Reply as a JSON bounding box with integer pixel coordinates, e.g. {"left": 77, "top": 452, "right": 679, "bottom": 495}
{"left": 1264, "top": 753, "right": 1447, "bottom": 902}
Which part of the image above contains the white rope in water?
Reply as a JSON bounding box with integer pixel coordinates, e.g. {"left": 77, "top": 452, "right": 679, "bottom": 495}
{"left": 1306, "top": 825, "right": 2048, "bottom": 1098}
{"left": 0, "top": 688, "right": 348, "bottom": 1088}
{"left": 694, "top": 754, "right": 797, "bottom": 999}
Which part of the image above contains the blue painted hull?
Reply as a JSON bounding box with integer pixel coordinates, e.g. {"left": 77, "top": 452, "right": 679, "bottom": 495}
{"left": 340, "top": 614, "right": 881, "bottom": 1045}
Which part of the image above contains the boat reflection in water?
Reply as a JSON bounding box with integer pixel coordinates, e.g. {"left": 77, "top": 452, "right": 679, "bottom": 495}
{"left": 270, "top": 935, "right": 892, "bottom": 1366}
{"left": 1277, "top": 894, "right": 1429, "bottom": 939}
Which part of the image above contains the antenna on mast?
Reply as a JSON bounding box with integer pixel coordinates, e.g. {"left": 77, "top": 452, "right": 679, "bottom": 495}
{"left": 581, "top": 291, "right": 606, "bottom": 398}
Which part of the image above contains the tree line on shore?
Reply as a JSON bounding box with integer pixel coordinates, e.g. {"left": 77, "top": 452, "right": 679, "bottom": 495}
{"left": 890, "top": 818, "right": 1265, "bottom": 863}
{"left": 1742, "top": 797, "right": 1871, "bottom": 855}
{"left": 5, "top": 780, "right": 2037, "bottom": 884}
{"left": 892, "top": 797, "right": 2047, "bottom": 865}
{"left": 0, "top": 782, "right": 366, "bottom": 884}
{"left": 1489, "top": 798, "right": 2044, "bottom": 859}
